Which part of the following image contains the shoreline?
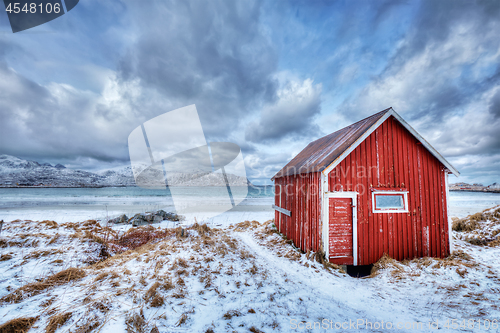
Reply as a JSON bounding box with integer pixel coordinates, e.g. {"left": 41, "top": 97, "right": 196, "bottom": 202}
{"left": 0, "top": 186, "right": 496, "bottom": 191}
{"left": 450, "top": 189, "right": 500, "bottom": 194}
{"left": 0, "top": 184, "right": 268, "bottom": 189}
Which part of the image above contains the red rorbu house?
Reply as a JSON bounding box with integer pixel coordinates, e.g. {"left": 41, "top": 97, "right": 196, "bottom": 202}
{"left": 272, "top": 108, "right": 459, "bottom": 266}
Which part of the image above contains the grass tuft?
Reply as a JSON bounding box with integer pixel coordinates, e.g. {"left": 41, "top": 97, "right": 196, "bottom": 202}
{"left": 0, "top": 316, "right": 38, "bottom": 333}
{"left": 125, "top": 310, "right": 147, "bottom": 333}
{"left": 0, "top": 253, "right": 13, "bottom": 261}
{"left": 46, "top": 312, "right": 72, "bottom": 333}
{"left": 1, "top": 267, "right": 86, "bottom": 304}
{"left": 223, "top": 310, "right": 241, "bottom": 320}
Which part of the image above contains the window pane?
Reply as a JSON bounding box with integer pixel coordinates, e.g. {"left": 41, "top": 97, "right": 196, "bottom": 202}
{"left": 376, "top": 195, "right": 404, "bottom": 209}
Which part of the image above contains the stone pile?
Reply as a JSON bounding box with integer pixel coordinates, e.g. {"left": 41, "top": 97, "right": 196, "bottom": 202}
{"left": 108, "top": 210, "right": 182, "bottom": 227}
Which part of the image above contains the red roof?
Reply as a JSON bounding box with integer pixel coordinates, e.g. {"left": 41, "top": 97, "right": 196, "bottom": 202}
{"left": 273, "top": 107, "right": 459, "bottom": 179}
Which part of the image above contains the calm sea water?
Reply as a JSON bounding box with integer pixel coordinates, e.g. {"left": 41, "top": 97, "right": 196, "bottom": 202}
{"left": 447, "top": 191, "right": 500, "bottom": 217}
{"left": 0, "top": 186, "right": 274, "bottom": 208}
{"left": 0, "top": 186, "right": 275, "bottom": 223}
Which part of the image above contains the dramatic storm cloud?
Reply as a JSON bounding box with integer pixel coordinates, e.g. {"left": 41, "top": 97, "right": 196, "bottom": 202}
{"left": 0, "top": 0, "right": 499, "bottom": 184}
{"left": 245, "top": 78, "right": 322, "bottom": 143}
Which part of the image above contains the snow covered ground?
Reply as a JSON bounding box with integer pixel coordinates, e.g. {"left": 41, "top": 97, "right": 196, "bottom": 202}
{"left": 1, "top": 207, "right": 500, "bottom": 332}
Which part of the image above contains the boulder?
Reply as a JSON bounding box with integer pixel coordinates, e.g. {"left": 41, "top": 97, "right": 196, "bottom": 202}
{"left": 129, "top": 214, "right": 148, "bottom": 227}
{"left": 127, "top": 210, "right": 183, "bottom": 227}
{"left": 109, "top": 214, "right": 129, "bottom": 224}
{"left": 164, "top": 212, "right": 181, "bottom": 221}
{"left": 156, "top": 210, "right": 168, "bottom": 218}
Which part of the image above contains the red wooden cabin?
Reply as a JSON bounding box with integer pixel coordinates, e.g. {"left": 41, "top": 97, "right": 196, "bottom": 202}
{"left": 272, "top": 108, "right": 459, "bottom": 266}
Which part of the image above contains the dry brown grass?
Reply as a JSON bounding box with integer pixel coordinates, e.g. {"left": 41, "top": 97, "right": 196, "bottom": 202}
{"left": 453, "top": 218, "right": 479, "bottom": 232}
{"left": 1, "top": 267, "right": 86, "bottom": 304}
{"left": 0, "top": 316, "right": 38, "bottom": 333}
{"left": 46, "top": 312, "right": 72, "bottom": 333}
{"left": 449, "top": 250, "right": 472, "bottom": 261}
{"left": 144, "top": 281, "right": 165, "bottom": 307}
{"left": 0, "top": 253, "right": 13, "bottom": 261}
{"left": 317, "top": 257, "right": 342, "bottom": 272}
{"left": 0, "top": 238, "right": 39, "bottom": 248}
{"left": 199, "top": 273, "right": 212, "bottom": 288}
{"left": 239, "top": 250, "right": 253, "bottom": 260}
{"left": 223, "top": 310, "right": 241, "bottom": 320}
{"left": 23, "top": 249, "right": 63, "bottom": 260}
{"left": 190, "top": 223, "right": 211, "bottom": 237}
{"left": 93, "top": 271, "right": 119, "bottom": 282}
{"left": 47, "top": 233, "right": 60, "bottom": 245}
{"left": 146, "top": 282, "right": 161, "bottom": 298}
{"left": 370, "top": 254, "right": 403, "bottom": 277}
{"left": 93, "top": 301, "right": 110, "bottom": 313}
{"left": 40, "top": 297, "right": 56, "bottom": 308}
{"left": 176, "top": 313, "right": 188, "bottom": 326}
{"left": 423, "top": 250, "right": 477, "bottom": 271}
{"left": 18, "top": 233, "right": 52, "bottom": 240}
{"left": 369, "top": 250, "right": 478, "bottom": 279}
{"left": 488, "top": 238, "right": 500, "bottom": 247}
{"left": 413, "top": 257, "right": 434, "bottom": 269}
{"left": 126, "top": 310, "right": 147, "bottom": 333}
{"left": 173, "top": 257, "right": 189, "bottom": 269}
{"left": 109, "top": 226, "right": 172, "bottom": 254}
{"left": 72, "top": 315, "right": 101, "bottom": 333}
{"left": 150, "top": 294, "right": 164, "bottom": 307}
{"left": 456, "top": 267, "right": 468, "bottom": 278}
{"left": 175, "top": 226, "right": 187, "bottom": 239}
{"left": 40, "top": 220, "right": 59, "bottom": 229}
{"left": 233, "top": 220, "right": 261, "bottom": 231}
{"left": 453, "top": 207, "right": 500, "bottom": 240}
{"left": 246, "top": 263, "right": 259, "bottom": 275}
{"left": 61, "top": 222, "right": 81, "bottom": 232}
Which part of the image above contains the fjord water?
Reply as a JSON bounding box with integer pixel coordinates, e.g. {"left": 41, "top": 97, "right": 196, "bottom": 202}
{"left": 0, "top": 186, "right": 498, "bottom": 223}
{"left": 0, "top": 186, "right": 275, "bottom": 223}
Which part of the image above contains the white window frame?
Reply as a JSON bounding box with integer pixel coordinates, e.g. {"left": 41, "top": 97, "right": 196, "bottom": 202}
{"left": 372, "top": 190, "right": 409, "bottom": 213}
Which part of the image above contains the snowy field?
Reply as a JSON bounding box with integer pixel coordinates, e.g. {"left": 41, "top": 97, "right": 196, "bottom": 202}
{"left": 1, "top": 214, "right": 500, "bottom": 332}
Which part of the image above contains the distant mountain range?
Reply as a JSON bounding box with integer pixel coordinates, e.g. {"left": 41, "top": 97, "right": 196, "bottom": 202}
{"left": 449, "top": 182, "right": 500, "bottom": 193}
{"left": 0, "top": 154, "right": 251, "bottom": 188}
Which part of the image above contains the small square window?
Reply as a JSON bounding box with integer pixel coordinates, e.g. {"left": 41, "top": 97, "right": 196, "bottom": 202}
{"left": 372, "top": 191, "right": 408, "bottom": 213}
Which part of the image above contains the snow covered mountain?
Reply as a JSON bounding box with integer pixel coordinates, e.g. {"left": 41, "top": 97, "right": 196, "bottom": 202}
{"left": 0, "top": 155, "right": 110, "bottom": 187}
{"left": 0, "top": 155, "right": 250, "bottom": 187}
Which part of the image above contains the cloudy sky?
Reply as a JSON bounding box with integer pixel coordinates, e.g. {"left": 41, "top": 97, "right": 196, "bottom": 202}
{"left": 0, "top": 0, "right": 499, "bottom": 185}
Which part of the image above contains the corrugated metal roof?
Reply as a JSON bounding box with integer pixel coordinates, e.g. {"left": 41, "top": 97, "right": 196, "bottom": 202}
{"left": 273, "top": 108, "right": 392, "bottom": 179}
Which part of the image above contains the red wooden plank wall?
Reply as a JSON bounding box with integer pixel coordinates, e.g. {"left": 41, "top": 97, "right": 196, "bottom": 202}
{"left": 328, "top": 116, "right": 450, "bottom": 265}
{"left": 274, "top": 172, "right": 321, "bottom": 253}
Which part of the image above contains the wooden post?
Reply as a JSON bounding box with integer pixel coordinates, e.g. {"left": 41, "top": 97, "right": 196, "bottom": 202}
{"left": 0, "top": 220, "right": 3, "bottom": 235}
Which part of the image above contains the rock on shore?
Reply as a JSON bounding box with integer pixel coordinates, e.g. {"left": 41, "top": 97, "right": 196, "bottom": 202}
{"left": 108, "top": 210, "right": 183, "bottom": 227}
